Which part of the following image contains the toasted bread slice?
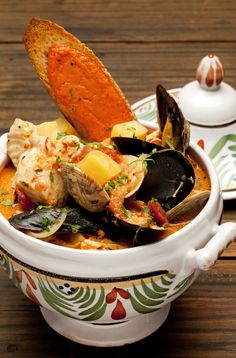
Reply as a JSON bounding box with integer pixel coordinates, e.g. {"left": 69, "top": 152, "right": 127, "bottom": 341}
{"left": 23, "top": 18, "right": 135, "bottom": 141}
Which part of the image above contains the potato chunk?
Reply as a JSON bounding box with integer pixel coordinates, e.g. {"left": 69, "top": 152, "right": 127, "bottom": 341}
{"left": 78, "top": 150, "right": 122, "bottom": 186}
{"left": 37, "top": 118, "right": 78, "bottom": 139}
{"left": 111, "top": 120, "right": 148, "bottom": 140}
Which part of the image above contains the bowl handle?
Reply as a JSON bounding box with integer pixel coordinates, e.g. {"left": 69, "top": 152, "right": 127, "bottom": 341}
{"left": 186, "top": 222, "right": 236, "bottom": 271}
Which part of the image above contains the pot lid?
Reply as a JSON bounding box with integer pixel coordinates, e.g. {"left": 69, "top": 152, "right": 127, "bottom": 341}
{"left": 179, "top": 54, "right": 236, "bottom": 126}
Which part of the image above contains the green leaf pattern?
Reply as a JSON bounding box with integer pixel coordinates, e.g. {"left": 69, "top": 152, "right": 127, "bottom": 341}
{"left": 208, "top": 134, "right": 236, "bottom": 190}
{"left": 134, "top": 100, "right": 157, "bottom": 123}
{"left": 0, "top": 253, "right": 20, "bottom": 288}
{"left": 0, "top": 251, "right": 195, "bottom": 321}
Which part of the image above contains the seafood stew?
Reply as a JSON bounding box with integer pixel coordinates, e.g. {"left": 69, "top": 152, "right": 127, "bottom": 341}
{"left": 1, "top": 86, "right": 211, "bottom": 250}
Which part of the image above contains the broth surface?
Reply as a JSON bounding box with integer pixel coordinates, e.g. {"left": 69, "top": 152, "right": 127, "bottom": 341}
{"left": 0, "top": 152, "right": 210, "bottom": 250}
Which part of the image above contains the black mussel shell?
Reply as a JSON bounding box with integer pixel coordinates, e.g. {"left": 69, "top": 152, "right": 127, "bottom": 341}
{"left": 156, "top": 84, "right": 184, "bottom": 134}
{"left": 112, "top": 137, "right": 164, "bottom": 155}
{"left": 135, "top": 149, "right": 195, "bottom": 210}
{"left": 156, "top": 84, "right": 189, "bottom": 153}
{"left": 59, "top": 208, "right": 109, "bottom": 235}
{"left": 9, "top": 207, "right": 109, "bottom": 236}
{"left": 9, "top": 208, "right": 63, "bottom": 232}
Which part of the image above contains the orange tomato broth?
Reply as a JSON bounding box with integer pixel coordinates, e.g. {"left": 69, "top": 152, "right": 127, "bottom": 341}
{"left": 0, "top": 165, "right": 19, "bottom": 219}
{"left": 0, "top": 153, "right": 210, "bottom": 250}
{"left": 47, "top": 46, "right": 134, "bottom": 142}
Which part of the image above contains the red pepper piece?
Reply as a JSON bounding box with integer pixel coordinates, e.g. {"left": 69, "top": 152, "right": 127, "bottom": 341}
{"left": 148, "top": 200, "right": 169, "bottom": 226}
{"left": 15, "top": 188, "right": 36, "bottom": 212}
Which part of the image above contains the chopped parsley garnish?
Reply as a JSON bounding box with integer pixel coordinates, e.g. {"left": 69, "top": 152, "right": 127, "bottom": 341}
{"left": 104, "top": 182, "right": 116, "bottom": 191}
{"left": 87, "top": 142, "right": 102, "bottom": 148}
{"left": 72, "top": 106, "right": 76, "bottom": 113}
{"left": 142, "top": 160, "right": 148, "bottom": 169}
{"left": 56, "top": 132, "right": 68, "bottom": 140}
{"left": 151, "top": 197, "right": 158, "bottom": 202}
{"left": 164, "top": 202, "right": 171, "bottom": 211}
{"left": 36, "top": 205, "right": 52, "bottom": 210}
{"left": 49, "top": 171, "right": 54, "bottom": 183}
{"left": 121, "top": 205, "right": 128, "bottom": 217}
{"left": 117, "top": 174, "right": 128, "bottom": 184}
{"left": 71, "top": 224, "right": 81, "bottom": 233}
{"left": 79, "top": 139, "right": 87, "bottom": 145}
{"left": 56, "top": 156, "right": 62, "bottom": 166}
{"left": 165, "top": 139, "right": 175, "bottom": 150}
{"left": 127, "top": 126, "right": 136, "bottom": 131}
{"left": 150, "top": 148, "right": 158, "bottom": 155}
{"left": 1, "top": 191, "right": 9, "bottom": 196}
{"left": 0, "top": 200, "right": 14, "bottom": 207}
{"left": 41, "top": 217, "right": 52, "bottom": 231}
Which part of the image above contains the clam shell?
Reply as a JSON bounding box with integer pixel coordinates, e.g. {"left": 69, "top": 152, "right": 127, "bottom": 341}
{"left": 7, "top": 118, "right": 37, "bottom": 167}
{"left": 166, "top": 190, "right": 210, "bottom": 223}
{"left": 61, "top": 163, "right": 110, "bottom": 212}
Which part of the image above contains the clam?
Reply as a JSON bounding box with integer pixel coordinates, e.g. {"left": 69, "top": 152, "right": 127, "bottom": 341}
{"left": 60, "top": 152, "right": 146, "bottom": 212}
{"left": 156, "top": 84, "right": 190, "bottom": 154}
{"left": 60, "top": 163, "right": 110, "bottom": 212}
{"left": 166, "top": 190, "right": 210, "bottom": 223}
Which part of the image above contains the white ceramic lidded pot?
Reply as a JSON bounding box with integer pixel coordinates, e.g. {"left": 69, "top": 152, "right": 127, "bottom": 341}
{"left": 179, "top": 54, "right": 236, "bottom": 126}
{"left": 0, "top": 131, "right": 236, "bottom": 347}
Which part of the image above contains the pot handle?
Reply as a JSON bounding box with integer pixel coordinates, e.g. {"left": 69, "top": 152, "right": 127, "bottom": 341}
{"left": 185, "top": 222, "right": 236, "bottom": 272}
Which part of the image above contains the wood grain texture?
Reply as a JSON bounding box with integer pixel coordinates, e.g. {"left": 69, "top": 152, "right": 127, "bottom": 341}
{"left": 1, "top": 260, "right": 236, "bottom": 357}
{"left": 1, "top": 42, "right": 236, "bottom": 126}
{"left": 0, "top": 0, "right": 236, "bottom": 355}
{"left": 1, "top": 0, "right": 236, "bottom": 42}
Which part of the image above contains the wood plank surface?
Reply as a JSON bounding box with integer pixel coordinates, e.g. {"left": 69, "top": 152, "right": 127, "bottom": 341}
{"left": 1, "top": 42, "right": 236, "bottom": 126}
{"left": 1, "top": 0, "right": 236, "bottom": 43}
{"left": 0, "top": 0, "right": 236, "bottom": 356}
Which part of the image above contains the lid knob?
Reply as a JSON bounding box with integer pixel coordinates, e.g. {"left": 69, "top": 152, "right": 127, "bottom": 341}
{"left": 196, "top": 54, "right": 224, "bottom": 90}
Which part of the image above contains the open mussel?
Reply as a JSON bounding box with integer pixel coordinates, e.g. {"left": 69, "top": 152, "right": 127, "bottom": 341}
{"left": 9, "top": 206, "right": 111, "bottom": 238}
{"left": 135, "top": 149, "right": 195, "bottom": 210}
{"left": 112, "top": 137, "right": 164, "bottom": 156}
{"left": 156, "top": 84, "right": 190, "bottom": 154}
{"left": 111, "top": 137, "right": 195, "bottom": 211}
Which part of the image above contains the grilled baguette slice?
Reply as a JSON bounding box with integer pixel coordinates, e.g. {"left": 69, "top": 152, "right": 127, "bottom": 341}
{"left": 23, "top": 18, "right": 135, "bottom": 141}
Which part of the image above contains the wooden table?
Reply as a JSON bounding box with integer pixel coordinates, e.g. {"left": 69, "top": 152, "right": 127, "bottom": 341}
{"left": 0, "top": 1, "right": 236, "bottom": 356}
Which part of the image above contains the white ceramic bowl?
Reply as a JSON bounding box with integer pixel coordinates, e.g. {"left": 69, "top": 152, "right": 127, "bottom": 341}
{"left": 0, "top": 133, "right": 236, "bottom": 347}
